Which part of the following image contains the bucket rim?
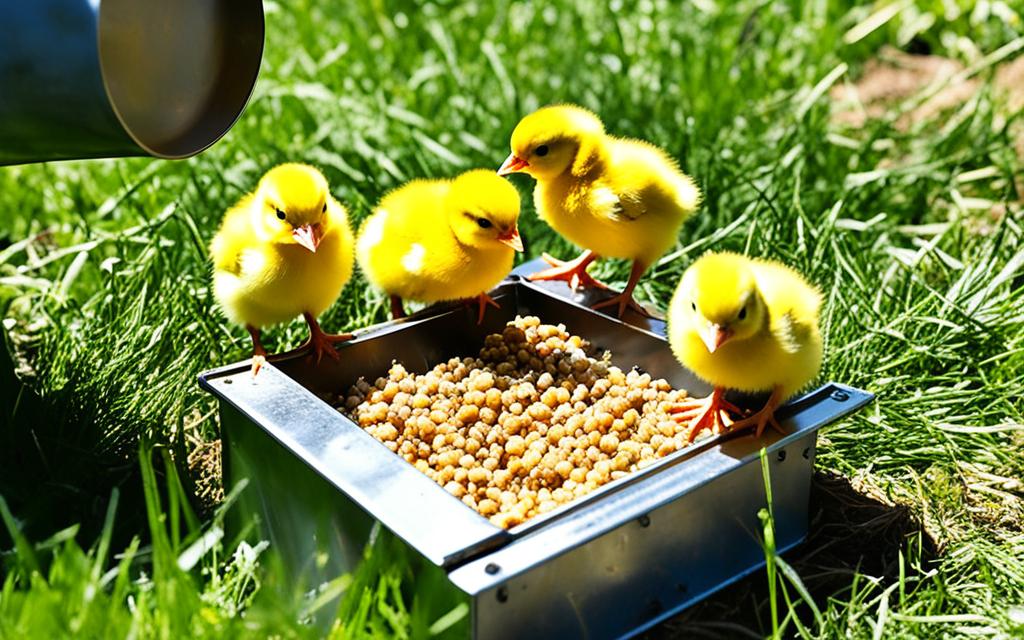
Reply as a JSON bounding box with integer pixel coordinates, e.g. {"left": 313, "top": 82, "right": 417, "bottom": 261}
{"left": 96, "top": 1, "right": 265, "bottom": 160}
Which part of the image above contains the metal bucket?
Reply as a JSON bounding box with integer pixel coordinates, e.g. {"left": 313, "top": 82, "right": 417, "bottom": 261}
{"left": 0, "top": 0, "right": 264, "bottom": 165}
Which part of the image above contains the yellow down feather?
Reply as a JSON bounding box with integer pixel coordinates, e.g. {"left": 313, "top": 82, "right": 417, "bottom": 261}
{"left": 668, "top": 252, "right": 823, "bottom": 398}
{"left": 210, "top": 163, "right": 353, "bottom": 330}
{"left": 503, "top": 104, "right": 700, "bottom": 266}
{"left": 357, "top": 169, "right": 522, "bottom": 305}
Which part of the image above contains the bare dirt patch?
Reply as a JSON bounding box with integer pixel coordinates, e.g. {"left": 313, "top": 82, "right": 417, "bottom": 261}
{"left": 831, "top": 46, "right": 1024, "bottom": 136}
{"left": 831, "top": 46, "right": 976, "bottom": 129}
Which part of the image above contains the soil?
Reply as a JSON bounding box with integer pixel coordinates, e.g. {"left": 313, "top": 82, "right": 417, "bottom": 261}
{"left": 831, "top": 46, "right": 1024, "bottom": 140}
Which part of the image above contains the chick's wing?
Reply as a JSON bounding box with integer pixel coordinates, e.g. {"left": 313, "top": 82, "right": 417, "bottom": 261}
{"left": 759, "top": 264, "right": 822, "bottom": 355}
{"left": 210, "top": 195, "right": 256, "bottom": 275}
{"left": 771, "top": 311, "right": 808, "bottom": 354}
{"left": 602, "top": 137, "right": 690, "bottom": 223}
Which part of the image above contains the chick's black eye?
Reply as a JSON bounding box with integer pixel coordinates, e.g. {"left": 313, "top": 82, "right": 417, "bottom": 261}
{"left": 322, "top": 203, "right": 327, "bottom": 213}
{"left": 477, "top": 217, "right": 493, "bottom": 229}
{"left": 535, "top": 144, "right": 549, "bottom": 157}
{"left": 738, "top": 306, "right": 747, "bottom": 320}
{"left": 691, "top": 301, "right": 697, "bottom": 312}
{"left": 276, "top": 209, "right": 286, "bottom": 220}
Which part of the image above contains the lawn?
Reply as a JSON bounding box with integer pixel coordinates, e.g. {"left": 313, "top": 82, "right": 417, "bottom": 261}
{"left": 1, "top": 0, "right": 1023, "bottom": 637}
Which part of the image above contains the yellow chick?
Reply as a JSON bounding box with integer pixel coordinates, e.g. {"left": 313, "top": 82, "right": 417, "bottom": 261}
{"left": 211, "top": 163, "right": 354, "bottom": 375}
{"left": 666, "top": 252, "right": 823, "bottom": 440}
{"left": 498, "top": 104, "right": 700, "bottom": 317}
{"left": 357, "top": 169, "right": 523, "bottom": 323}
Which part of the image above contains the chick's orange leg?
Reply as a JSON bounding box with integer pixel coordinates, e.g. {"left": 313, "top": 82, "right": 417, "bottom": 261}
{"left": 291, "top": 312, "right": 354, "bottom": 364}
{"left": 670, "top": 388, "right": 745, "bottom": 442}
{"left": 528, "top": 250, "right": 609, "bottom": 291}
{"left": 474, "top": 292, "right": 501, "bottom": 325}
{"left": 390, "top": 295, "right": 406, "bottom": 320}
{"left": 727, "top": 386, "right": 786, "bottom": 438}
{"left": 672, "top": 389, "right": 745, "bottom": 416}
{"left": 591, "top": 260, "right": 652, "bottom": 319}
{"left": 247, "top": 325, "right": 268, "bottom": 377}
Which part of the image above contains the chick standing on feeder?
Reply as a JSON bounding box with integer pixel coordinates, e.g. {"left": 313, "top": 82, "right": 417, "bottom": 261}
{"left": 667, "top": 252, "right": 823, "bottom": 441}
{"left": 498, "top": 104, "right": 700, "bottom": 318}
{"left": 211, "top": 164, "right": 354, "bottom": 376}
{"left": 357, "top": 169, "right": 523, "bottom": 323}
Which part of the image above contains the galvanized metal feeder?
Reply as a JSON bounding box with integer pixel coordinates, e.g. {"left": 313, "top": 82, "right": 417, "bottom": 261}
{"left": 200, "top": 262, "right": 873, "bottom": 639}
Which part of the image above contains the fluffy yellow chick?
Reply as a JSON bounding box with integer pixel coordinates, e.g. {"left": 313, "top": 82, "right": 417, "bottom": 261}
{"left": 211, "top": 163, "right": 354, "bottom": 375}
{"left": 667, "top": 252, "right": 823, "bottom": 440}
{"left": 357, "top": 169, "right": 523, "bottom": 323}
{"left": 498, "top": 104, "right": 700, "bottom": 317}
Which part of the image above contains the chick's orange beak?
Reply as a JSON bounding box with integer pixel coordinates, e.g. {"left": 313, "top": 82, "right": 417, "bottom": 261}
{"left": 701, "top": 323, "right": 731, "bottom": 354}
{"left": 498, "top": 226, "right": 524, "bottom": 252}
{"left": 292, "top": 223, "right": 322, "bottom": 253}
{"left": 497, "top": 153, "right": 529, "bottom": 176}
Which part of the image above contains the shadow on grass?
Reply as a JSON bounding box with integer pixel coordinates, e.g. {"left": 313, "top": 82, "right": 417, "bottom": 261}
{"left": 650, "top": 471, "right": 938, "bottom": 638}
{"left": 0, "top": 329, "right": 147, "bottom": 552}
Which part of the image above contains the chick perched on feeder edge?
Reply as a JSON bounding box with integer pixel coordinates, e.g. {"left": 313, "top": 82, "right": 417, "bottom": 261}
{"left": 357, "top": 169, "right": 523, "bottom": 324}
{"left": 667, "top": 252, "right": 823, "bottom": 441}
{"left": 498, "top": 104, "right": 700, "bottom": 318}
{"left": 210, "top": 163, "right": 355, "bottom": 376}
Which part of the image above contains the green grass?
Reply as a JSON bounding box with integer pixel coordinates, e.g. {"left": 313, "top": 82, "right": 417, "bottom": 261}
{"left": 1, "top": 0, "right": 1023, "bottom": 637}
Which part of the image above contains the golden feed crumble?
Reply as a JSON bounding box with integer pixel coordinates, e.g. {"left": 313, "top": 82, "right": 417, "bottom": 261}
{"left": 339, "top": 316, "right": 701, "bottom": 528}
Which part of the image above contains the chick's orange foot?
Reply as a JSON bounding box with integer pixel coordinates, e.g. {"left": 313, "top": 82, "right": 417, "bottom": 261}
{"left": 247, "top": 325, "right": 269, "bottom": 377}
{"left": 590, "top": 259, "right": 653, "bottom": 319}
{"left": 528, "top": 250, "right": 609, "bottom": 291}
{"left": 726, "top": 386, "right": 786, "bottom": 438}
{"left": 297, "top": 329, "right": 354, "bottom": 364}
{"left": 471, "top": 292, "right": 501, "bottom": 325}
{"left": 671, "top": 388, "right": 746, "bottom": 442}
{"left": 250, "top": 354, "right": 267, "bottom": 377}
{"left": 591, "top": 291, "right": 651, "bottom": 319}
{"left": 276, "top": 312, "right": 353, "bottom": 364}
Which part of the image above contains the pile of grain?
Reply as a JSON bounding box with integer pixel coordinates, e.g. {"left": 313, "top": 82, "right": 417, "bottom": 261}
{"left": 340, "top": 316, "right": 699, "bottom": 528}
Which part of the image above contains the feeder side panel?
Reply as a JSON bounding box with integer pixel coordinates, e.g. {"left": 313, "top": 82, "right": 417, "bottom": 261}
{"left": 222, "top": 402, "right": 472, "bottom": 638}
{"left": 221, "top": 402, "right": 374, "bottom": 585}
{"left": 465, "top": 434, "right": 815, "bottom": 640}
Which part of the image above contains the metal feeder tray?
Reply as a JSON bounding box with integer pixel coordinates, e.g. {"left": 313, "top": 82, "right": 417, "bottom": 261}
{"left": 199, "top": 260, "right": 873, "bottom": 639}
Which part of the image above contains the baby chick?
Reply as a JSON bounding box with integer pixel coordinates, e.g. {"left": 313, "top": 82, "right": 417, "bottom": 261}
{"left": 498, "top": 104, "right": 700, "bottom": 317}
{"left": 667, "top": 252, "right": 823, "bottom": 441}
{"left": 357, "top": 169, "right": 523, "bottom": 323}
{"left": 211, "top": 163, "right": 354, "bottom": 375}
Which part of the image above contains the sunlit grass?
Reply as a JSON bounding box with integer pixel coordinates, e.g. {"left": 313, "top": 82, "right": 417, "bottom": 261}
{"left": 1, "top": 0, "right": 1022, "bottom": 637}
